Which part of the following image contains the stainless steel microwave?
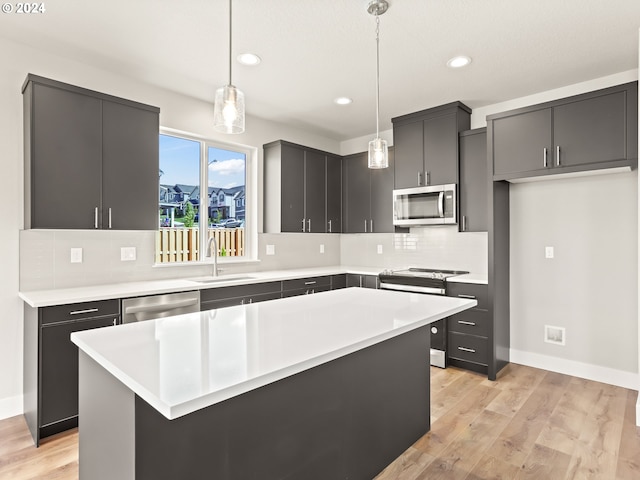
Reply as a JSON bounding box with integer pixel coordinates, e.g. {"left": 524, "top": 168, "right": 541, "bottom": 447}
{"left": 393, "top": 184, "right": 457, "bottom": 226}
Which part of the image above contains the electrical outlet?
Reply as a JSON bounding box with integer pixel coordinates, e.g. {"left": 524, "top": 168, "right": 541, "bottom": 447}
{"left": 545, "top": 246, "right": 554, "bottom": 259}
{"left": 120, "top": 247, "right": 136, "bottom": 261}
{"left": 319, "top": 244, "right": 325, "bottom": 254}
{"left": 377, "top": 244, "right": 383, "bottom": 254}
{"left": 70, "top": 248, "right": 83, "bottom": 263}
{"left": 544, "top": 325, "right": 566, "bottom": 345}
{"left": 266, "top": 244, "right": 276, "bottom": 256}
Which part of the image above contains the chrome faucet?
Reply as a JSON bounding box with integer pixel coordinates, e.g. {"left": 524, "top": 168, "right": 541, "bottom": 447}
{"left": 206, "top": 235, "right": 219, "bottom": 277}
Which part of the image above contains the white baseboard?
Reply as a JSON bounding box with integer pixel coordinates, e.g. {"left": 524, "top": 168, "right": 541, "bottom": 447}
{"left": 509, "top": 349, "right": 639, "bottom": 390}
{"left": 0, "top": 394, "right": 22, "bottom": 421}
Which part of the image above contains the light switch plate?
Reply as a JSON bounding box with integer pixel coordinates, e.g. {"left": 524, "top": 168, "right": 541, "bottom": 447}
{"left": 377, "top": 244, "right": 383, "bottom": 254}
{"left": 545, "top": 246, "right": 554, "bottom": 259}
{"left": 70, "top": 247, "right": 83, "bottom": 263}
{"left": 121, "top": 247, "right": 136, "bottom": 261}
{"left": 266, "top": 244, "right": 276, "bottom": 256}
{"left": 320, "top": 244, "right": 325, "bottom": 254}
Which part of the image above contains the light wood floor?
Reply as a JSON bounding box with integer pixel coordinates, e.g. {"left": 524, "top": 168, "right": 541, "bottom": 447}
{"left": 1, "top": 364, "right": 638, "bottom": 479}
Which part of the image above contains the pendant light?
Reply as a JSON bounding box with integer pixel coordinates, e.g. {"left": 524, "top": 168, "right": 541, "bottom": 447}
{"left": 367, "top": 0, "right": 389, "bottom": 169}
{"left": 214, "top": 0, "right": 245, "bottom": 134}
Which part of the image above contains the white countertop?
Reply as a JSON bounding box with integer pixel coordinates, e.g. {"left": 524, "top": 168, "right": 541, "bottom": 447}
{"left": 447, "top": 273, "right": 488, "bottom": 285}
{"left": 71, "top": 288, "right": 476, "bottom": 420}
{"left": 19, "top": 266, "right": 382, "bottom": 308}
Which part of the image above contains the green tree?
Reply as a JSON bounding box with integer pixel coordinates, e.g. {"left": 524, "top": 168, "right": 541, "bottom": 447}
{"left": 183, "top": 202, "right": 195, "bottom": 227}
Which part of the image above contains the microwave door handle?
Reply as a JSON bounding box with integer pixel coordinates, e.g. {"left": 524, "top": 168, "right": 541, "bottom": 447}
{"left": 438, "top": 191, "right": 445, "bottom": 217}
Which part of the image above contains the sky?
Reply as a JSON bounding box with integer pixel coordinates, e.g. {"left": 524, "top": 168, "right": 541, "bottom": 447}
{"left": 159, "top": 134, "right": 245, "bottom": 189}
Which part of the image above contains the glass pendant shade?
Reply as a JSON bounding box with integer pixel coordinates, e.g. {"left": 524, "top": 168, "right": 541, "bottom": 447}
{"left": 368, "top": 136, "right": 389, "bottom": 169}
{"left": 214, "top": 84, "right": 245, "bottom": 134}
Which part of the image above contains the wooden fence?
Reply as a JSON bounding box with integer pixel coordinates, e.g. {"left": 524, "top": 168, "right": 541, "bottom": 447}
{"left": 155, "top": 228, "right": 245, "bottom": 263}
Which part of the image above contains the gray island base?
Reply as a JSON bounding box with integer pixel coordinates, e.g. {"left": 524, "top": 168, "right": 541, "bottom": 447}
{"left": 73, "top": 288, "right": 476, "bottom": 479}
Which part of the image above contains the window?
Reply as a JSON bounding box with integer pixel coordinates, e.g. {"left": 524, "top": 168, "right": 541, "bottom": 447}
{"left": 156, "top": 131, "right": 252, "bottom": 263}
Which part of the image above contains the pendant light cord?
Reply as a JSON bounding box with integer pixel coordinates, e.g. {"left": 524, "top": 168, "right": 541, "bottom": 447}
{"left": 375, "top": 13, "right": 380, "bottom": 138}
{"left": 228, "top": 0, "right": 233, "bottom": 86}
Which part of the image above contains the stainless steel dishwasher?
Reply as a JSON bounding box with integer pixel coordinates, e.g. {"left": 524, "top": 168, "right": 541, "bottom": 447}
{"left": 121, "top": 290, "right": 200, "bottom": 323}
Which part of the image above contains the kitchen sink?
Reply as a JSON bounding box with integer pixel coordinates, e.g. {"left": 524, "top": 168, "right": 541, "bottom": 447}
{"left": 187, "top": 275, "right": 256, "bottom": 284}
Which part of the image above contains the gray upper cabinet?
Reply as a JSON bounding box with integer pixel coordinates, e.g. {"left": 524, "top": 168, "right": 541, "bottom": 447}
{"left": 490, "top": 81, "right": 638, "bottom": 181}
{"left": 326, "top": 154, "right": 342, "bottom": 233}
{"left": 459, "top": 128, "right": 488, "bottom": 232}
{"left": 23, "top": 74, "right": 160, "bottom": 230}
{"left": 264, "top": 140, "right": 339, "bottom": 233}
{"left": 392, "top": 102, "right": 471, "bottom": 189}
{"left": 342, "top": 149, "right": 394, "bottom": 234}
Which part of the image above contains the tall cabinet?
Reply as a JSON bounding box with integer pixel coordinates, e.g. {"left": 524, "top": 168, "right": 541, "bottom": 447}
{"left": 23, "top": 74, "right": 160, "bottom": 230}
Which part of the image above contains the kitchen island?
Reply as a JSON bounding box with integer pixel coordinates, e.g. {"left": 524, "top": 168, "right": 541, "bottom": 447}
{"left": 71, "top": 287, "right": 476, "bottom": 480}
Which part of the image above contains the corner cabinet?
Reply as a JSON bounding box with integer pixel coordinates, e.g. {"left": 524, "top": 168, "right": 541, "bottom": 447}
{"left": 342, "top": 149, "right": 395, "bottom": 233}
{"left": 264, "top": 140, "right": 342, "bottom": 233}
{"left": 23, "top": 300, "right": 121, "bottom": 446}
{"left": 23, "top": 74, "right": 160, "bottom": 230}
{"left": 490, "top": 81, "right": 638, "bottom": 181}
{"left": 392, "top": 102, "right": 471, "bottom": 189}
{"left": 458, "top": 128, "right": 488, "bottom": 232}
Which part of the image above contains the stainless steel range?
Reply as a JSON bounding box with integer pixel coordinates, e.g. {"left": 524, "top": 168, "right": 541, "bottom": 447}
{"left": 378, "top": 267, "right": 468, "bottom": 368}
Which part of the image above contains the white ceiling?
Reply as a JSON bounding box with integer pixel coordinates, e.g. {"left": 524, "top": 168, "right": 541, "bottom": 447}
{"left": 3, "top": 0, "right": 640, "bottom": 141}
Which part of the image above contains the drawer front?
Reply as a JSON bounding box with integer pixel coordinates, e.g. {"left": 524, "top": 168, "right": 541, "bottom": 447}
{"left": 448, "top": 309, "right": 490, "bottom": 337}
{"left": 448, "top": 332, "right": 488, "bottom": 366}
{"left": 330, "top": 274, "right": 347, "bottom": 290}
{"left": 200, "top": 291, "right": 282, "bottom": 311}
{"left": 41, "top": 299, "right": 120, "bottom": 325}
{"left": 447, "top": 282, "right": 489, "bottom": 310}
{"left": 282, "top": 284, "right": 331, "bottom": 298}
{"left": 282, "top": 276, "right": 331, "bottom": 292}
{"left": 200, "top": 281, "right": 281, "bottom": 302}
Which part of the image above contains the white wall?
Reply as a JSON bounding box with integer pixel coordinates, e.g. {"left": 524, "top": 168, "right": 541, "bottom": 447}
{"left": 0, "top": 35, "right": 343, "bottom": 419}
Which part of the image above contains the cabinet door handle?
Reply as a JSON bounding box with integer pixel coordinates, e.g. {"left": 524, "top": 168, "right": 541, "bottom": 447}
{"left": 556, "top": 146, "right": 561, "bottom": 166}
{"left": 417, "top": 171, "right": 422, "bottom": 186}
{"left": 370, "top": 219, "right": 373, "bottom": 233}
{"left": 457, "top": 294, "right": 476, "bottom": 299}
{"left": 328, "top": 220, "right": 332, "bottom": 233}
{"left": 307, "top": 219, "right": 311, "bottom": 232}
{"left": 543, "top": 147, "right": 548, "bottom": 167}
{"left": 70, "top": 308, "right": 99, "bottom": 316}
{"left": 462, "top": 215, "right": 467, "bottom": 232}
{"left": 249, "top": 298, "right": 253, "bottom": 304}
{"left": 458, "top": 346, "right": 476, "bottom": 353}
{"left": 426, "top": 171, "right": 430, "bottom": 186}
{"left": 359, "top": 276, "right": 363, "bottom": 288}
{"left": 94, "top": 207, "right": 99, "bottom": 229}
{"left": 108, "top": 208, "right": 112, "bottom": 229}
{"left": 364, "top": 220, "right": 367, "bottom": 233}
{"left": 458, "top": 320, "right": 476, "bottom": 326}
{"left": 112, "top": 318, "right": 117, "bottom": 326}
{"left": 301, "top": 219, "right": 305, "bottom": 232}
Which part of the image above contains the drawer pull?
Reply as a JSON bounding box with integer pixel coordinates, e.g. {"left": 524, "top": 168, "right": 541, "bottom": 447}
{"left": 458, "top": 346, "right": 476, "bottom": 353}
{"left": 70, "top": 308, "right": 99, "bottom": 316}
{"left": 304, "top": 281, "right": 317, "bottom": 285}
{"left": 458, "top": 320, "right": 476, "bottom": 326}
{"left": 457, "top": 294, "right": 476, "bottom": 299}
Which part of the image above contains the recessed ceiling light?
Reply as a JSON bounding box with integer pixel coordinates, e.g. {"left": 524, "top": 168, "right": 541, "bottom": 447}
{"left": 237, "top": 53, "right": 261, "bottom": 66}
{"left": 447, "top": 55, "right": 472, "bottom": 68}
{"left": 334, "top": 97, "right": 353, "bottom": 105}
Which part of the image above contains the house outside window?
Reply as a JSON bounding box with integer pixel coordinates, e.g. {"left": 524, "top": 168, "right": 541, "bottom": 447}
{"left": 157, "top": 130, "right": 253, "bottom": 263}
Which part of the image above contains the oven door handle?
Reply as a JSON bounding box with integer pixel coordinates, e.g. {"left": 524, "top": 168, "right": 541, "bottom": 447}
{"left": 437, "top": 191, "right": 445, "bottom": 218}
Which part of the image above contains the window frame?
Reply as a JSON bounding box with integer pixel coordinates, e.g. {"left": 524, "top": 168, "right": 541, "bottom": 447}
{"left": 158, "top": 127, "right": 258, "bottom": 265}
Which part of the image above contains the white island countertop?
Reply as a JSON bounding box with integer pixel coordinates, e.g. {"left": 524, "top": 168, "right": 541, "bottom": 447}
{"left": 71, "top": 287, "right": 476, "bottom": 420}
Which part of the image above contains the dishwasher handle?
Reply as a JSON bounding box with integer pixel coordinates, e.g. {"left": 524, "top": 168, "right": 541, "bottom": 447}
{"left": 124, "top": 297, "right": 199, "bottom": 315}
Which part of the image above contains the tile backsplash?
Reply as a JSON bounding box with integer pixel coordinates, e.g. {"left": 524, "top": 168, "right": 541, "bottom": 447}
{"left": 19, "top": 227, "right": 487, "bottom": 291}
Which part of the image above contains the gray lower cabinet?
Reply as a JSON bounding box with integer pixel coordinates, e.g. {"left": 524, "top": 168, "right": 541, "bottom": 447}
{"left": 23, "top": 74, "right": 159, "bottom": 230}
{"left": 346, "top": 274, "right": 379, "bottom": 289}
{"left": 393, "top": 102, "right": 471, "bottom": 189}
{"left": 446, "top": 283, "right": 493, "bottom": 377}
{"left": 459, "top": 128, "right": 488, "bottom": 232}
{"left": 282, "top": 276, "right": 332, "bottom": 297}
{"left": 23, "top": 299, "right": 121, "bottom": 446}
{"left": 200, "top": 282, "right": 282, "bottom": 310}
{"left": 342, "top": 149, "right": 394, "bottom": 233}
{"left": 490, "top": 81, "right": 638, "bottom": 181}
{"left": 264, "top": 140, "right": 341, "bottom": 233}
{"left": 330, "top": 274, "right": 347, "bottom": 290}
